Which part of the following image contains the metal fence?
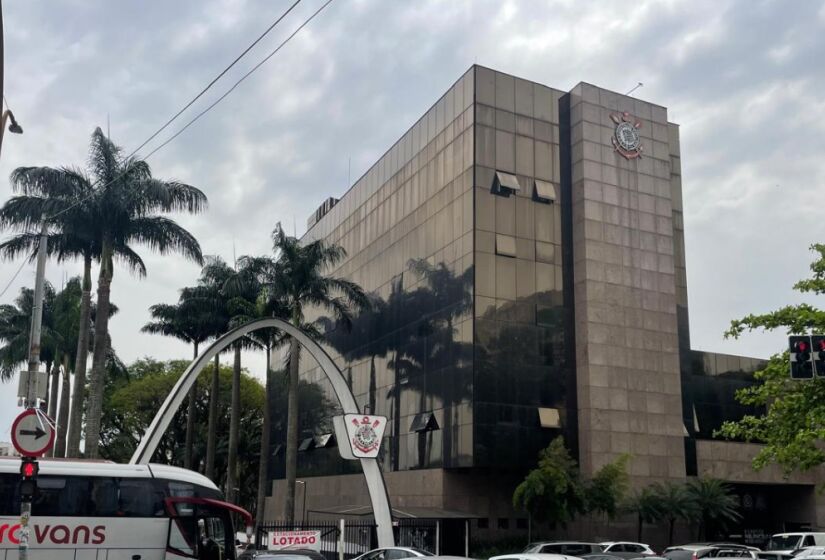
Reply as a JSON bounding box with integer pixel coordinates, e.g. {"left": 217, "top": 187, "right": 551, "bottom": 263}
{"left": 257, "top": 520, "right": 377, "bottom": 560}
{"left": 256, "top": 519, "right": 442, "bottom": 560}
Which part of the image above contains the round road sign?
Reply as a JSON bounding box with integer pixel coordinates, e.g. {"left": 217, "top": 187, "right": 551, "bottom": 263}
{"left": 11, "top": 408, "right": 55, "bottom": 457}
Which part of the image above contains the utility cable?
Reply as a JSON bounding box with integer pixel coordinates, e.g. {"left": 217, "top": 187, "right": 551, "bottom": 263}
{"left": 43, "top": 0, "right": 330, "bottom": 223}
{"left": 145, "top": 0, "right": 334, "bottom": 159}
{"left": 0, "top": 257, "right": 31, "bottom": 299}
{"left": 128, "top": 0, "right": 302, "bottom": 157}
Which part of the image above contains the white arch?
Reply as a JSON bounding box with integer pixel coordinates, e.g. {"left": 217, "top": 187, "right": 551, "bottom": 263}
{"left": 129, "top": 317, "right": 395, "bottom": 547}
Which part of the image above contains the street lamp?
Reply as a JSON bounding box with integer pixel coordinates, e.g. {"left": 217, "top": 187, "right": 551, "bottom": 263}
{"left": 296, "top": 480, "right": 307, "bottom": 523}
{"left": 0, "top": 108, "right": 22, "bottom": 157}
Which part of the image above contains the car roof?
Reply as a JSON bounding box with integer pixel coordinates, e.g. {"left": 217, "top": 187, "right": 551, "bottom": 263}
{"left": 532, "top": 542, "right": 602, "bottom": 546}
{"left": 494, "top": 555, "right": 582, "bottom": 560}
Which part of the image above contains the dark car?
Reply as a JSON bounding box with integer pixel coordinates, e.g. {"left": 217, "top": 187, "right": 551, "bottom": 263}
{"left": 238, "top": 548, "right": 327, "bottom": 560}
{"left": 664, "top": 544, "right": 759, "bottom": 560}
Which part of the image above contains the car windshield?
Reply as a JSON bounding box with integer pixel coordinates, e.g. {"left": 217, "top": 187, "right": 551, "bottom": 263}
{"left": 410, "top": 549, "right": 435, "bottom": 557}
{"left": 768, "top": 537, "right": 803, "bottom": 551}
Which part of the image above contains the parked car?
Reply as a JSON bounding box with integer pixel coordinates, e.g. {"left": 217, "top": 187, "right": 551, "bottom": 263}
{"left": 354, "top": 548, "right": 436, "bottom": 560}
{"left": 760, "top": 535, "right": 825, "bottom": 560}
{"left": 492, "top": 553, "right": 589, "bottom": 560}
{"left": 792, "top": 548, "right": 825, "bottom": 559}
{"left": 239, "top": 548, "right": 327, "bottom": 560}
{"left": 664, "top": 544, "right": 760, "bottom": 560}
{"left": 582, "top": 554, "right": 625, "bottom": 560}
{"left": 524, "top": 542, "right": 604, "bottom": 556}
{"left": 601, "top": 542, "right": 657, "bottom": 558}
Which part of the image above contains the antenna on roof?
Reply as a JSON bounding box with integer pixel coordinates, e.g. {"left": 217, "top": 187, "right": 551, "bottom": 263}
{"left": 625, "top": 82, "right": 643, "bottom": 96}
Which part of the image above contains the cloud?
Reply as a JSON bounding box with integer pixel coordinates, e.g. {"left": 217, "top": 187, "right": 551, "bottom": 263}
{"left": 0, "top": 0, "right": 824, "bottom": 435}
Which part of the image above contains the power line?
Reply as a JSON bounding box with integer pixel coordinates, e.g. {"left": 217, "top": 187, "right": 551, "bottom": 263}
{"left": 44, "top": 0, "right": 326, "bottom": 224}
{"left": 128, "top": 0, "right": 303, "bottom": 158}
{"left": 145, "top": 0, "right": 334, "bottom": 160}
{"left": 0, "top": 257, "right": 30, "bottom": 299}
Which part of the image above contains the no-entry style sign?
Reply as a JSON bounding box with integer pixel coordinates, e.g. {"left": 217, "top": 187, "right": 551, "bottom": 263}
{"left": 11, "top": 409, "right": 55, "bottom": 457}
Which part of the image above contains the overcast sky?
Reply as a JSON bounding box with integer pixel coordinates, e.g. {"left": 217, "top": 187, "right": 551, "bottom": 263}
{"left": 1, "top": 0, "right": 824, "bottom": 441}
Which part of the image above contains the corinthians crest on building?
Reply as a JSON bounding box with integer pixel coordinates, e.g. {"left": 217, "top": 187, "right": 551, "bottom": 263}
{"left": 610, "top": 112, "right": 643, "bottom": 159}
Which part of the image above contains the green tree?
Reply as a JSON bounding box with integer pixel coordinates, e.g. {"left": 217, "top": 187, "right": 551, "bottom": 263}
{"left": 0, "top": 128, "right": 207, "bottom": 458}
{"left": 99, "top": 358, "right": 264, "bottom": 512}
{"left": 686, "top": 477, "right": 741, "bottom": 540}
{"left": 191, "top": 257, "right": 234, "bottom": 481}
{"left": 623, "top": 487, "right": 662, "bottom": 542}
{"left": 257, "top": 224, "right": 368, "bottom": 522}
{"left": 0, "top": 162, "right": 147, "bottom": 458}
{"left": 585, "top": 453, "right": 630, "bottom": 520}
{"left": 652, "top": 480, "right": 698, "bottom": 546}
{"left": 51, "top": 277, "right": 84, "bottom": 457}
{"left": 142, "top": 287, "right": 217, "bottom": 470}
{"left": 717, "top": 243, "right": 825, "bottom": 474}
{"left": 512, "top": 437, "right": 586, "bottom": 527}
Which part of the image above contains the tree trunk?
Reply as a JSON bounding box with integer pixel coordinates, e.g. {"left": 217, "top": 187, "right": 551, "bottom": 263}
{"left": 48, "top": 360, "right": 59, "bottom": 422}
{"left": 55, "top": 354, "right": 71, "bottom": 457}
{"left": 669, "top": 518, "right": 675, "bottom": 547}
{"left": 256, "top": 340, "right": 272, "bottom": 527}
{"left": 637, "top": 512, "right": 643, "bottom": 543}
{"left": 85, "top": 242, "right": 113, "bottom": 459}
{"left": 205, "top": 353, "right": 219, "bottom": 480}
{"left": 226, "top": 344, "right": 241, "bottom": 503}
{"left": 185, "top": 342, "right": 199, "bottom": 470}
{"left": 283, "top": 334, "right": 300, "bottom": 522}
{"left": 67, "top": 254, "right": 92, "bottom": 457}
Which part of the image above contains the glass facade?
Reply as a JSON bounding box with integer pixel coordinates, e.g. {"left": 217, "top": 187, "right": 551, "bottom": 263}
{"left": 296, "top": 67, "right": 476, "bottom": 473}
{"left": 282, "top": 65, "right": 766, "bottom": 486}
{"left": 471, "top": 67, "right": 573, "bottom": 468}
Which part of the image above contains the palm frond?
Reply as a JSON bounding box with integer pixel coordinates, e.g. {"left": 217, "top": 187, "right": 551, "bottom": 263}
{"left": 124, "top": 216, "right": 203, "bottom": 264}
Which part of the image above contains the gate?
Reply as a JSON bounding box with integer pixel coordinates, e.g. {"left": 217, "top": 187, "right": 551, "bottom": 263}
{"left": 395, "top": 520, "right": 439, "bottom": 553}
{"left": 257, "top": 521, "right": 377, "bottom": 560}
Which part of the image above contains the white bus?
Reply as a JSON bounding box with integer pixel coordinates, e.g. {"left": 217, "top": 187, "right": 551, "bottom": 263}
{"left": 0, "top": 457, "right": 252, "bottom": 560}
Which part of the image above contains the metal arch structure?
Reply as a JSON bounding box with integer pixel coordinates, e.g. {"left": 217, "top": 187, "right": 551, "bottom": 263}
{"left": 129, "top": 317, "right": 395, "bottom": 547}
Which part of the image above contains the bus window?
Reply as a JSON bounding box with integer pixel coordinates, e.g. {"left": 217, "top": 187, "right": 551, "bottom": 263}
{"left": 0, "top": 474, "right": 19, "bottom": 515}
{"left": 33, "top": 476, "right": 90, "bottom": 516}
{"left": 166, "top": 500, "right": 234, "bottom": 560}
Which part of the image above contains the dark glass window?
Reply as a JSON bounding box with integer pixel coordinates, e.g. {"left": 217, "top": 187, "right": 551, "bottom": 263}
{"left": 477, "top": 518, "right": 489, "bottom": 529}
{"left": 497, "top": 518, "right": 509, "bottom": 529}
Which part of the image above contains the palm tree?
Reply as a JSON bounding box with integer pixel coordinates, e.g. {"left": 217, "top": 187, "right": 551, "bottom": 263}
{"left": 258, "top": 224, "right": 368, "bottom": 522}
{"left": 142, "top": 287, "right": 216, "bottom": 469}
{"left": 78, "top": 128, "right": 207, "bottom": 458}
{"left": 652, "top": 481, "right": 699, "bottom": 546}
{"left": 0, "top": 283, "right": 59, "bottom": 380}
{"left": 52, "top": 277, "right": 83, "bottom": 457}
{"left": 686, "top": 477, "right": 742, "bottom": 540}
{"left": 0, "top": 128, "right": 203, "bottom": 458}
{"left": 194, "top": 257, "right": 234, "bottom": 481}
{"left": 229, "top": 254, "right": 290, "bottom": 525}
{"left": 624, "top": 487, "right": 662, "bottom": 542}
{"left": 0, "top": 164, "right": 138, "bottom": 457}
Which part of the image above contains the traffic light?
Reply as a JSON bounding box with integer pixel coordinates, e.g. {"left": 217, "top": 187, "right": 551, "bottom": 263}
{"left": 789, "top": 335, "right": 814, "bottom": 379}
{"left": 19, "top": 457, "right": 38, "bottom": 501}
{"left": 812, "top": 335, "right": 825, "bottom": 377}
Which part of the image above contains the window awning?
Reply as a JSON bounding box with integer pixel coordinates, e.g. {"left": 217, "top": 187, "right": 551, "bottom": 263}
{"left": 410, "top": 412, "right": 439, "bottom": 432}
{"left": 538, "top": 407, "right": 561, "bottom": 428}
{"left": 298, "top": 437, "right": 315, "bottom": 452}
{"left": 313, "top": 433, "right": 335, "bottom": 448}
{"left": 534, "top": 180, "right": 557, "bottom": 203}
{"left": 495, "top": 171, "right": 521, "bottom": 193}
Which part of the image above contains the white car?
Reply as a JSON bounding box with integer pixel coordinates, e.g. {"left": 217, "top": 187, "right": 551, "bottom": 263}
{"left": 492, "top": 553, "right": 584, "bottom": 560}
{"left": 354, "top": 547, "right": 435, "bottom": 560}
{"left": 524, "top": 543, "right": 604, "bottom": 556}
{"left": 601, "top": 542, "right": 657, "bottom": 558}
{"left": 761, "top": 535, "right": 825, "bottom": 560}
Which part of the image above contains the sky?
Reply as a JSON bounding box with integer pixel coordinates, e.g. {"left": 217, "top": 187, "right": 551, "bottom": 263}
{"left": 0, "top": 0, "right": 824, "bottom": 442}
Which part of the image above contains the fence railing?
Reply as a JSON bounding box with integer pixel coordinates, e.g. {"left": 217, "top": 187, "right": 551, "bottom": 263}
{"left": 256, "top": 519, "right": 442, "bottom": 560}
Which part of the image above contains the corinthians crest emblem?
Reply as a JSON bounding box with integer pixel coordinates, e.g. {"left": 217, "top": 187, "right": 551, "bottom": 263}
{"left": 351, "top": 416, "right": 382, "bottom": 454}
{"left": 610, "top": 112, "right": 643, "bottom": 159}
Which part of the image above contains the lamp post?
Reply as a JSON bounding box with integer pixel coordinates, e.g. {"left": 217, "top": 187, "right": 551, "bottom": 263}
{"left": 0, "top": 108, "right": 22, "bottom": 156}
{"left": 296, "top": 480, "right": 307, "bottom": 523}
